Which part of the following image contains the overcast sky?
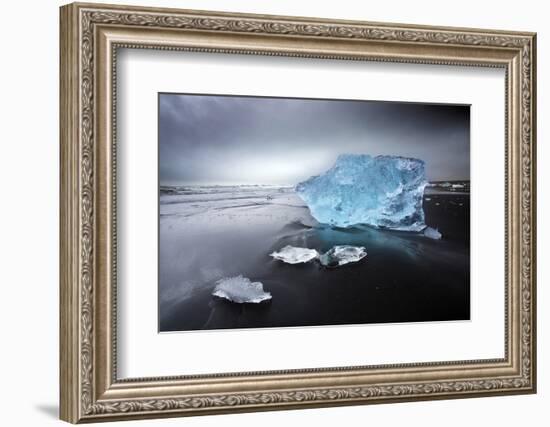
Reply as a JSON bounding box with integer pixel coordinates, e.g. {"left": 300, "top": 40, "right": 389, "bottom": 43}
{"left": 159, "top": 93, "right": 469, "bottom": 185}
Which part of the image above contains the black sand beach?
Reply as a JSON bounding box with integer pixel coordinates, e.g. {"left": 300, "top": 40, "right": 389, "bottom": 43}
{"left": 159, "top": 184, "right": 470, "bottom": 332}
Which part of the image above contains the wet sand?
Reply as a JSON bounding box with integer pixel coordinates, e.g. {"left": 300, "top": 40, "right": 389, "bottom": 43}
{"left": 159, "top": 185, "right": 470, "bottom": 332}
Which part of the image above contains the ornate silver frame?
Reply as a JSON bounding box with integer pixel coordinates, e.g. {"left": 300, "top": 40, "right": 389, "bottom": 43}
{"left": 60, "top": 2, "right": 536, "bottom": 423}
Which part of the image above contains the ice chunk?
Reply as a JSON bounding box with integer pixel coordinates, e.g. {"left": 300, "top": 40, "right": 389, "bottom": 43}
{"left": 319, "top": 245, "right": 367, "bottom": 267}
{"left": 296, "top": 154, "right": 427, "bottom": 230}
{"left": 423, "top": 226, "right": 442, "bottom": 240}
{"left": 212, "top": 275, "right": 271, "bottom": 303}
{"left": 270, "top": 245, "right": 319, "bottom": 264}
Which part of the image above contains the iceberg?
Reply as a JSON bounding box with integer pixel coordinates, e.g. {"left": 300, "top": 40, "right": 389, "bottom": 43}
{"left": 270, "top": 245, "right": 319, "bottom": 264}
{"left": 212, "top": 275, "right": 271, "bottom": 303}
{"left": 319, "top": 245, "right": 367, "bottom": 267}
{"left": 296, "top": 154, "right": 427, "bottom": 231}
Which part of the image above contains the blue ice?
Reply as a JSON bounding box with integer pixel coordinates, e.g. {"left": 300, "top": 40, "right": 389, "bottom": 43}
{"left": 296, "top": 154, "right": 428, "bottom": 231}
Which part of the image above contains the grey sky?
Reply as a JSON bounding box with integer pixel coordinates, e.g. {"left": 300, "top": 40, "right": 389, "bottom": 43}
{"left": 159, "top": 93, "right": 469, "bottom": 185}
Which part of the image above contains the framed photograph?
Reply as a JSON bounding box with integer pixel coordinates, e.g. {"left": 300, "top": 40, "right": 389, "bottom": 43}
{"left": 60, "top": 2, "right": 537, "bottom": 423}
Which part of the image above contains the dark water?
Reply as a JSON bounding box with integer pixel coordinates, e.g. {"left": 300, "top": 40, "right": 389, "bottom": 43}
{"left": 159, "top": 188, "right": 470, "bottom": 332}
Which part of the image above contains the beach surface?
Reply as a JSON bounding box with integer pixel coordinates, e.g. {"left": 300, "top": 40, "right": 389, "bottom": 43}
{"left": 159, "top": 184, "right": 470, "bottom": 332}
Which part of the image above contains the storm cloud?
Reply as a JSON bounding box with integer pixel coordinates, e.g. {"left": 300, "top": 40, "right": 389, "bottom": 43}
{"left": 159, "top": 93, "right": 469, "bottom": 185}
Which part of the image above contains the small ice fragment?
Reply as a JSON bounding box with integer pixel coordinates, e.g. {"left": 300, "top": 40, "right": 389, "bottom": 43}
{"left": 212, "top": 275, "right": 271, "bottom": 303}
{"left": 319, "top": 245, "right": 367, "bottom": 267}
{"left": 424, "top": 227, "right": 442, "bottom": 240}
{"left": 270, "top": 245, "right": 319, "bottom": 264}
{"left": 425, "top": 197, "right": 432, "bottom": 201}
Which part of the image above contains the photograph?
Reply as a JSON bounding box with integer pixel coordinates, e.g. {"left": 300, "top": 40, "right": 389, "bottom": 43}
{"left": 158, "top": 93, "right": 471, "bottom": 332}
